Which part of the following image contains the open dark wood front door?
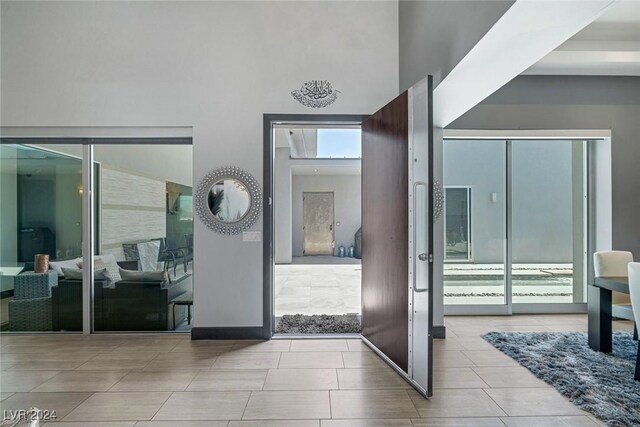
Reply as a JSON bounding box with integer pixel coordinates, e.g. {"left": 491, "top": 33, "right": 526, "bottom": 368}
{"left": 361, "top": 91, "right": 410, "bottom": 371}
{"left": 361, "top": 77, "right": 433, "bottom": 397}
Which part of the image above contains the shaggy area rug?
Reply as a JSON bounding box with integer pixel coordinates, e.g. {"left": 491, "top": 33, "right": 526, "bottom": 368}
{"left": 275, "top": 314, "right": 361, "bottom": 334}
{"left": 482, "top": 331, "right": 640, "bottom": 427}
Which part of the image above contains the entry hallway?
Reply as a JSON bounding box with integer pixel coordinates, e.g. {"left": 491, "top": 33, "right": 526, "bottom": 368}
{"left": 1, "top": 315, "right": 632, "bottom": 426}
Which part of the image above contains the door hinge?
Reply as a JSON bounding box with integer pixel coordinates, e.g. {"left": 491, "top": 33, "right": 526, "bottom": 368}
{"left": 268, "top": 197, "right": 272, "bottom": 206}
{"left": 429, "top": 253, "right": 434, "bottom": 263}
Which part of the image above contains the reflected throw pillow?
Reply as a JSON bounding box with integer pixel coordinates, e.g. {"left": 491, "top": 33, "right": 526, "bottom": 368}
{"left": 118, "top": 268, "right": 169, "bottom": 283}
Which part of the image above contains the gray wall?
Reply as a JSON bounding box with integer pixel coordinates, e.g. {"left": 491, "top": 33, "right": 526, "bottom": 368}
{"left": 291, "top": 175, "right": 361, "bottom": 257}
{"left": 450, "top": 76, "right": 640, "bottom": 260}
{"left": 1, "top": 1, "right": 399, "bottom": 327}
{"left": 444, "top": 140, "right": 505, "bottom": 263}
{"left": 399, "top": 0, "right": 513, "bottom": 91}
{"left": 511, "top": 141, "right": 573, "bottom": 264}
{"left": 445, "top": 139, "right": 574, "bottom": 264}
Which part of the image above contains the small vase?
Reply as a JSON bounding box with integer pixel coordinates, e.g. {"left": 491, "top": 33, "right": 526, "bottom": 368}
{"left": 34, "top": 254, "right": 50, "bottom": 273}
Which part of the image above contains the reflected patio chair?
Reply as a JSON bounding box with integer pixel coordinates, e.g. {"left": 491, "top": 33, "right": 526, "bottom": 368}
{"left": 183, "top": 233, "right": 193, "bottom": 269}
{"left": 158, "top": 237, "right": 188, "bottom": 277}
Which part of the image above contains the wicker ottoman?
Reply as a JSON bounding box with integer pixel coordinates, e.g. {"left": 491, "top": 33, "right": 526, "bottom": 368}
{"left": 8, "top": 271, "right": 57, "bottom": 331}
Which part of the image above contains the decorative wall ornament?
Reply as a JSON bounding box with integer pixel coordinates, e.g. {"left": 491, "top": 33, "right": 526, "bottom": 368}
{"left": 432, "top": 179, "right": 445, "bottom": 222}
{"left": 291, "top": 80, "right": 340, "bottom": 108}
{"left": 195, "top": 166, "right": 262, "bottom": 235}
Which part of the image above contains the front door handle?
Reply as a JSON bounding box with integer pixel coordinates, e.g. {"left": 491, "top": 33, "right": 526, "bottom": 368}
{"left": 413, "top": 182, "right": 429, "bottom": 293}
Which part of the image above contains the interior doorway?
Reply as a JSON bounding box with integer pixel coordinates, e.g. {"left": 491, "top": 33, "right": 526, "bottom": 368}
{"left": 264, "top": 116, "right": 366, "bottom": 336}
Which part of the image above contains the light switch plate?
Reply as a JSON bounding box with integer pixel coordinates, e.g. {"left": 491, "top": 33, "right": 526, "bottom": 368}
{"left": 242, "top": 231, "right": 262, "bottom": 242}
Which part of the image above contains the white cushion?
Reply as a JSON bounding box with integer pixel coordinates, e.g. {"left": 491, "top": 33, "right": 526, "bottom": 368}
{"left": 95, "top": 254, "right": 122, "bottom": 283}
{"left": 594, "top": 251, "right": 634, "bottom": 277}
{"left": 61, "top": 267, "right": 113, "bottom": 284}
{"left": 49, "top": 257, "right": 83, "bottom": 276}
{"left": 76, "top": 254, "right": 123, "bottom": 282}
{"left": 119, "top": 268, "right": 169, "bottom": 283}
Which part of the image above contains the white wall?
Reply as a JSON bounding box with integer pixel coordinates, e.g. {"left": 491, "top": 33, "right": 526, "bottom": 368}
{"left": 291, "top": 175, "right": 361, "bottom": 257}
{"left": 1, "top": 1, "right": 399, "bottom": 327}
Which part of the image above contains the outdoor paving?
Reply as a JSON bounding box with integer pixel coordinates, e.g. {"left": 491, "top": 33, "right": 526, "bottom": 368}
{"left": 275, "top": 259, "right": 577, "bottom": 315}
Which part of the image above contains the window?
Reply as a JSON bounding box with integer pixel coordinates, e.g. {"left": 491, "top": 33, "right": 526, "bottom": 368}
{"left": 316, "top": 129, "right": 361, "bottom": 158}
{"left": 284, "top": 127, "right": 362, "bottom": 159}
{"left": 445, "top": 187, "right": 472, "bottom": 261}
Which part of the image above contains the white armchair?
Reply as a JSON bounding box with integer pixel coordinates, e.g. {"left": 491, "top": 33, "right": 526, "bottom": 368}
{"left": 627, "top": 262, "right": 640, "bottom": 381}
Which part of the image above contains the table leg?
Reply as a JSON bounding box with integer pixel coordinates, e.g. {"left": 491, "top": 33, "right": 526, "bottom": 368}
{"left": 172, "top": 303, "right": 176, "bottom": 331}
{"left": 187, "top": 304, "right": 192, "bottom": 325}
{"left": 588, "top": 285, "right": 612, "bottom": 352}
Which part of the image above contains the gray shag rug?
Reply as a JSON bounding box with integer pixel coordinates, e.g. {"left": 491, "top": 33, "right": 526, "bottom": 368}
{"left": 483, "top": 331, "right": 640, "bottom": 427}
{"left": 276, "top": 314, "right": 361, "bottom": 334}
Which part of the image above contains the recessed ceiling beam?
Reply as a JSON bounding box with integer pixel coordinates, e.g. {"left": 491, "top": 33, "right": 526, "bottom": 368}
{"left": 433, "top": 0, "right": 618, "bottom": 128}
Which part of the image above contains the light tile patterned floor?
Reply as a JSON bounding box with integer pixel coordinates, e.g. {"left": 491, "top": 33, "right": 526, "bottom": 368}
{"left": 0, "top": 314, "right": 633, "bottom": 426}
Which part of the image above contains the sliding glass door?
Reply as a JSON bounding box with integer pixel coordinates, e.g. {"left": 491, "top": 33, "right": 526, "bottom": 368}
{"left": 443, "top": 138, "right": 589, "bottom": 314}
{"left": 0, "top": 136, "right": 192, "bottom": 334}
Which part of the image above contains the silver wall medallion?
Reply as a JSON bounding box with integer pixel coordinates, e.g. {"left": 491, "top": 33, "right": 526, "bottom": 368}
{"left": 195, "top": 166, "right": 262, "bottom": 235}
{"left": 433, "top": 179, "right": 445, "bottom": 222}
{"left": 291, "top": 80, "right": 340, "bottom": 108}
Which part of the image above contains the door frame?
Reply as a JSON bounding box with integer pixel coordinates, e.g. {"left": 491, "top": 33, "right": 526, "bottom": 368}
{"left": 262, "top": 114, "right": 369, "bottom": 339}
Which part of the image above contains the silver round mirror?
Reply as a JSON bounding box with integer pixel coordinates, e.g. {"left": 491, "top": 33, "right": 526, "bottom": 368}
{"left": 195, "top": 166, "right": 262, "bottom": 235}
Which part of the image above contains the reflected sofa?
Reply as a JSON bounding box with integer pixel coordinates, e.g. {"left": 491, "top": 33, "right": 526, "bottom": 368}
{"left": 54, "top": 273, "right": 191, "bottom": 332}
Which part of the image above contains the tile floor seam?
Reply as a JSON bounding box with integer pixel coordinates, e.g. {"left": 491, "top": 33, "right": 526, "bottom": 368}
{"left": 58, "top": 391, "right": 97, "bottom": 422}
{"left": 148, "top": 390, "right": 175, "bottom": 422}
{"left": 240, "top": 390, "right": 254, "bottom": 420}
{"left": 481, "top": 387, "right": 512, "bottom": 417}
{"left": 467, "top": 366, "right": 495, "bottom": 389}
{"left": 328, "top": 389, "right": 333, "bottom": 419}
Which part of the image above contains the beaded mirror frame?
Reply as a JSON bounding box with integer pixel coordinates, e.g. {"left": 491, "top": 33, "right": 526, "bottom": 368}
{"left": 195, "top": 166, "right": 262, "bottom": 235}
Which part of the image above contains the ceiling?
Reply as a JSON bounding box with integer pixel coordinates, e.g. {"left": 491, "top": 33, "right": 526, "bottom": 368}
{"left": 524, "top": 1, "right": 640, "bottom": 76}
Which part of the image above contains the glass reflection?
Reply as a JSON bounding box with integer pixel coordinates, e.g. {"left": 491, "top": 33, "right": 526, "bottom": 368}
{"left": 207, "top": 179, "right": 250, "bottom": 222}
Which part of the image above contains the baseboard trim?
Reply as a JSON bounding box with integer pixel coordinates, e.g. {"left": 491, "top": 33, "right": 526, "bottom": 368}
{"left": 433, "top": 325, "right": 446, "bottom": 339}
{"left": 191, "top": 327, "right": 265, "bottom": 340}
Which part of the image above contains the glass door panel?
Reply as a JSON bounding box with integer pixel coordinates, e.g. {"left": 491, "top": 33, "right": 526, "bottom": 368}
{"left": 92, "top": 144, "right": 193, "bottom": 332}
{"left": 1, "top": 144, "right": 83, "bottom": 332}
{"left": 511, "top": 140, "right": 586, "bottom": 304}
{"left": 443, "top": 140, "right": 506, "bottom": 305}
